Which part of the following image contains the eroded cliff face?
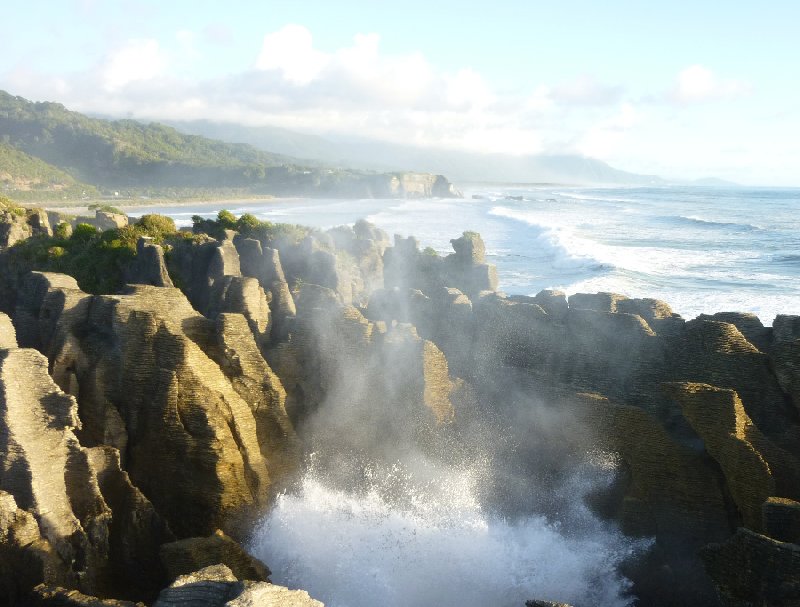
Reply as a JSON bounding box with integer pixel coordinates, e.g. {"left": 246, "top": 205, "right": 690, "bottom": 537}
{"left": 364, "top": 232, "right": 800, "bottom": 607}
{"left": 0, "top": 209, "right": 798, "bottom": 606}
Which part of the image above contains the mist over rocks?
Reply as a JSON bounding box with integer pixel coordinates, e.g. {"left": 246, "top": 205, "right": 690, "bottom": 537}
{"left": 0, "top": 205, "right": 797, "bottom": 605}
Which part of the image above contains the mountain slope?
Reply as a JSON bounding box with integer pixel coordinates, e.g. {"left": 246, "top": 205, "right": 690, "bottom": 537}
{"left": 0, "top": 91, "right": 460, "bottom": 198}
{"left": 166, "top": 119, "right": 663, "bottom": 185}
{"left": 0, "top": 142, "right": 90, "bottom": 192}
{"left": 0, "top": 91, "right": 302, "bottom": 188}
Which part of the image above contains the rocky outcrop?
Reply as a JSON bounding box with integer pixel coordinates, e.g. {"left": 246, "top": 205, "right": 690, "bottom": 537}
{"left": 701, "top": 528, "right": 800, "bottom": 607}
{"left": 83, "top": 286, "right": 271, "bottom": 537}
{"left": 0, "top": 318, "right": 111, "bottom": 598}
{"left": 30, "top": 584, "right": 145, "bottom": 606}
{"left": 13, "top": 277, "right": 276, "bottom": 538}
{"left": 85, "top": 446, "right": 174, "bottom": 600}
{"left": 233, "top": 238, "right": 295, "bottom": 340}
{"left": 72, "top": 211, "right": 128, "bottom": 232}
{"left": 152, "top": 564, "right": 323, "bottom": 607}
{"left": 269, "top": 283, "right": 455, "bottom": 453}
{"left": 214, "top": 313, "right": 299, "bottom": 484}
{"left": 664, "top": 383, "right": 800, "bottom": 529}
{"left": 123, "top": 238, "right": 173, "bottom": 288}
{"left": 384, "top": 232, "right": 497, "bottom": 299}
{"left": 770, "top": 314, "right": 800, "bottom": 416}
{"left": 0, "top": 205, "right": 52, "bottom": 248}
{"left": 159, "top": 530, "right": 270, "bottom": 583}
{"left": 209, "top": 277, "right": 272, "bottom": 349}
{"left": 0, "top": 490, "right": 62, "bottom": 606}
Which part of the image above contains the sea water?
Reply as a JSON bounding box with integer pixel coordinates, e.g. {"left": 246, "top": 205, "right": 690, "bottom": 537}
{"left": 248, "top": 457, "right": 641, "bottom": 607}
{"left": 133, "top": 185, "right": 800, "bottom": 325}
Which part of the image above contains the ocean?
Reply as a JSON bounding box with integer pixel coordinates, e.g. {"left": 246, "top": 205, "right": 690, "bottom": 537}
{"left": 131, "top": 185, "right": 800, "bottom": 325}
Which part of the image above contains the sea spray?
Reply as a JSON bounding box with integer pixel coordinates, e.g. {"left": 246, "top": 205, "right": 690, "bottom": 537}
{"left": 249, "top": 457, "right": 642, "bottom": 607}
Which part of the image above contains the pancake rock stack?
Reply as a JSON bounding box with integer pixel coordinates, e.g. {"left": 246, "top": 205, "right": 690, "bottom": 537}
{"left": 0, "top": 204, "right": 797, "bottom": 606}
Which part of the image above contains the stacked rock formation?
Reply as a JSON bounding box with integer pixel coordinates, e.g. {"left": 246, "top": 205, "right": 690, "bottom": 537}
{"left": 0, "top": 205, "right": 798, "bottom": 606}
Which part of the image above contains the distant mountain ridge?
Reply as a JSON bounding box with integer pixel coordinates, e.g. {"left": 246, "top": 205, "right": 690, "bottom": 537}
{"left": 0, "top": 90, "right": 461, "bottom": 199}
{"left": 164, "top": 119, "right": 666, "bottom": 186}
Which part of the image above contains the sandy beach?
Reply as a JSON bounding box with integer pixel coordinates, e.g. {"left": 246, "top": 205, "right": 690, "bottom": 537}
{"left": 35, "top": 195, "right": 304, "bottom": 216}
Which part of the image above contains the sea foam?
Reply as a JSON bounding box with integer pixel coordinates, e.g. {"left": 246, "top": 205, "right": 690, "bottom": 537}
{"left": 249, "top": 459, "right": 640, "bottom": 607}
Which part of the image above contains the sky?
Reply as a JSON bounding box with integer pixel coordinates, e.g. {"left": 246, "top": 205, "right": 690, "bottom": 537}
{"left": 2, "top": 0, "right": 799, "bottom": 185}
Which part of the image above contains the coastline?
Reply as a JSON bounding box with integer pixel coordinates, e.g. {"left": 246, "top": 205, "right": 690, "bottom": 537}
{"left": 35, "top": 194, "right": 306, "bottom": 216}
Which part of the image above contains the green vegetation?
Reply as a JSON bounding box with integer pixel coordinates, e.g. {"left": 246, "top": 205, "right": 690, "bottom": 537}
{"left": 88, "top": 203, "right": 123, "bottom": 214}
{"left": 8, "top": 211, "right": 179, "bottom": 293}
{"left": 0, "top": 194, "right": 25, "bottom": 215}
{"left": 0, "top": 90, "right": 420, "bottom": 201}
{"left": 191, "top": 209, "right": 311, "bottom": 245}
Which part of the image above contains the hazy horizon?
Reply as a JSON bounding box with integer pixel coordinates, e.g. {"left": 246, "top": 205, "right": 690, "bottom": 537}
{"left": 2, "top": 1, "right": 799, "bottom": 186}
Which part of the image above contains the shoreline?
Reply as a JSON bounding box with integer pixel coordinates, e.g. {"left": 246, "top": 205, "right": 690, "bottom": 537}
{"left": 36, "top": 195, "right": 307, "bottom": 216}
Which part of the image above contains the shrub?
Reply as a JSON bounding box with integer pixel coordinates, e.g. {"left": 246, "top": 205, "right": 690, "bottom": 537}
{"left": 89, "top": 203, "right": 123, "bottom": 214}
{"left": 71, "top": 223, "right": 99, "bottom": 243}
{"left": 236, "top": 213, "right": 261, "bottom": 231}
{"left": 136, "top": 214, "right": 177, "bottom": 241}
{"left": 217, "top": 209, "right": 237, "bottom": 230}
{"left": 54, "top": 222, "right": 71, "bottom": 240}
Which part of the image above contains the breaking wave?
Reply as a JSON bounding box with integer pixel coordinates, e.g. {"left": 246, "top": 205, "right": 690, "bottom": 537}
{"left": 249, "top": 459, "right": 641, "bottom": 607}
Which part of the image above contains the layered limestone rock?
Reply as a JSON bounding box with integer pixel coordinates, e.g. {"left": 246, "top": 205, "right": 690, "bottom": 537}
{"left": 570, "top": 393, "right": 733, "bottom": 604}
{"left": 664, "top": 383, "right": 800, "bottom": 529}
{"left": 763, "top": 497, "right": 800, "bottom": 544}
{"left": 383, "top": 232, "right": 497, "bottom": 300}
{"left": 770, "top": 314, "right": 800, "bottom": 416}
{"left": 14, "top": 277, "right": 276, "bottom": 539}
{"left": 0, "top": 331, "right": 111, "bottom": 598}
{"left": 384, "top": 173, "right": 460, "bottom": 198}
{"left": 0, "top": 491, "right": 62, "bottom": 606}
{"left": 701, "top": 528, "right": 800, "bottom": 607}
{"left": 86, "top": 286, "right": 271, "bottom": 537}
{"left": 169, "top": 232, "right": 300, "bottom": 346}
{"left": 2, "top": 214, "right": 800, "bottom": 607}
{"left": 670, "top": 320, "right": 799, "bottom": 453}
{"left": 269, "top": 283, "right": 455, "bottom": 452}
{"left": 30, "top": 584, "right": 145, "bottom": 606}
{"left": 152, "top": 564, "right": 323, "bottom": 607}
{"left": 78, "top": 211, "right": 128, "bottom": 232}
{"left": 214, "top": 313, "right": 298, "bottom": 484}
{"left": 0, "top": 205, "right": 52, "bottom": 248}
{"left": 0, "top": 313, "right": 15, "bottom": 349}
{"left": 123, "top": 237, "right": 173, "bottom": 288}
{"left": 209, "top": 277, "right": 271, "bottom": 350}
{"left": 159, "top": 530, "right": 270, "bottom": 583}
{"left": 85, "top": 446, "right": 174, "bottom": 600}
{"left": 234, "top": 238, "right": 295, "bottom": 340}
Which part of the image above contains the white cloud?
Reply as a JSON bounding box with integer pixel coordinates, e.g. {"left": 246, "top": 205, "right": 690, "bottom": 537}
{"left": 670, "top": 64, "right": 751, "bottom": 103}
{"left": 17, "top": 25, "right": 777, "bottom": 176}
{"left": 576, "top": 103, "right": 641, "bottom": 158}
{"left": 445, "top": 68, "right": 494, "bottom": 110}
{"left": 254, "top": 24, "right": 329, "bottom": 85}
{"left": 101, "top": 39, "right": 165, "bottom": 91}
{"left": 550, "top": 75, "right": 623, "bottom": 106}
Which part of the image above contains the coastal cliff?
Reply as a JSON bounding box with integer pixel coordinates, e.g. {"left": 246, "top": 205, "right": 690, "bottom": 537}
{"left": 0, "top": 204, "right": 797, "bottom": 606}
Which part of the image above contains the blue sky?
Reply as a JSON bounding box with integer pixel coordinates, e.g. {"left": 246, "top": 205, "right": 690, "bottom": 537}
{"left": 2, "top": 0, "right": 799, "bottom": 184}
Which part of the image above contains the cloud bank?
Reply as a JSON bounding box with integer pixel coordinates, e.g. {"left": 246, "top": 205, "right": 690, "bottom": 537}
{"left": 1, "top": 23, "right": 772, "bottom": 182}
